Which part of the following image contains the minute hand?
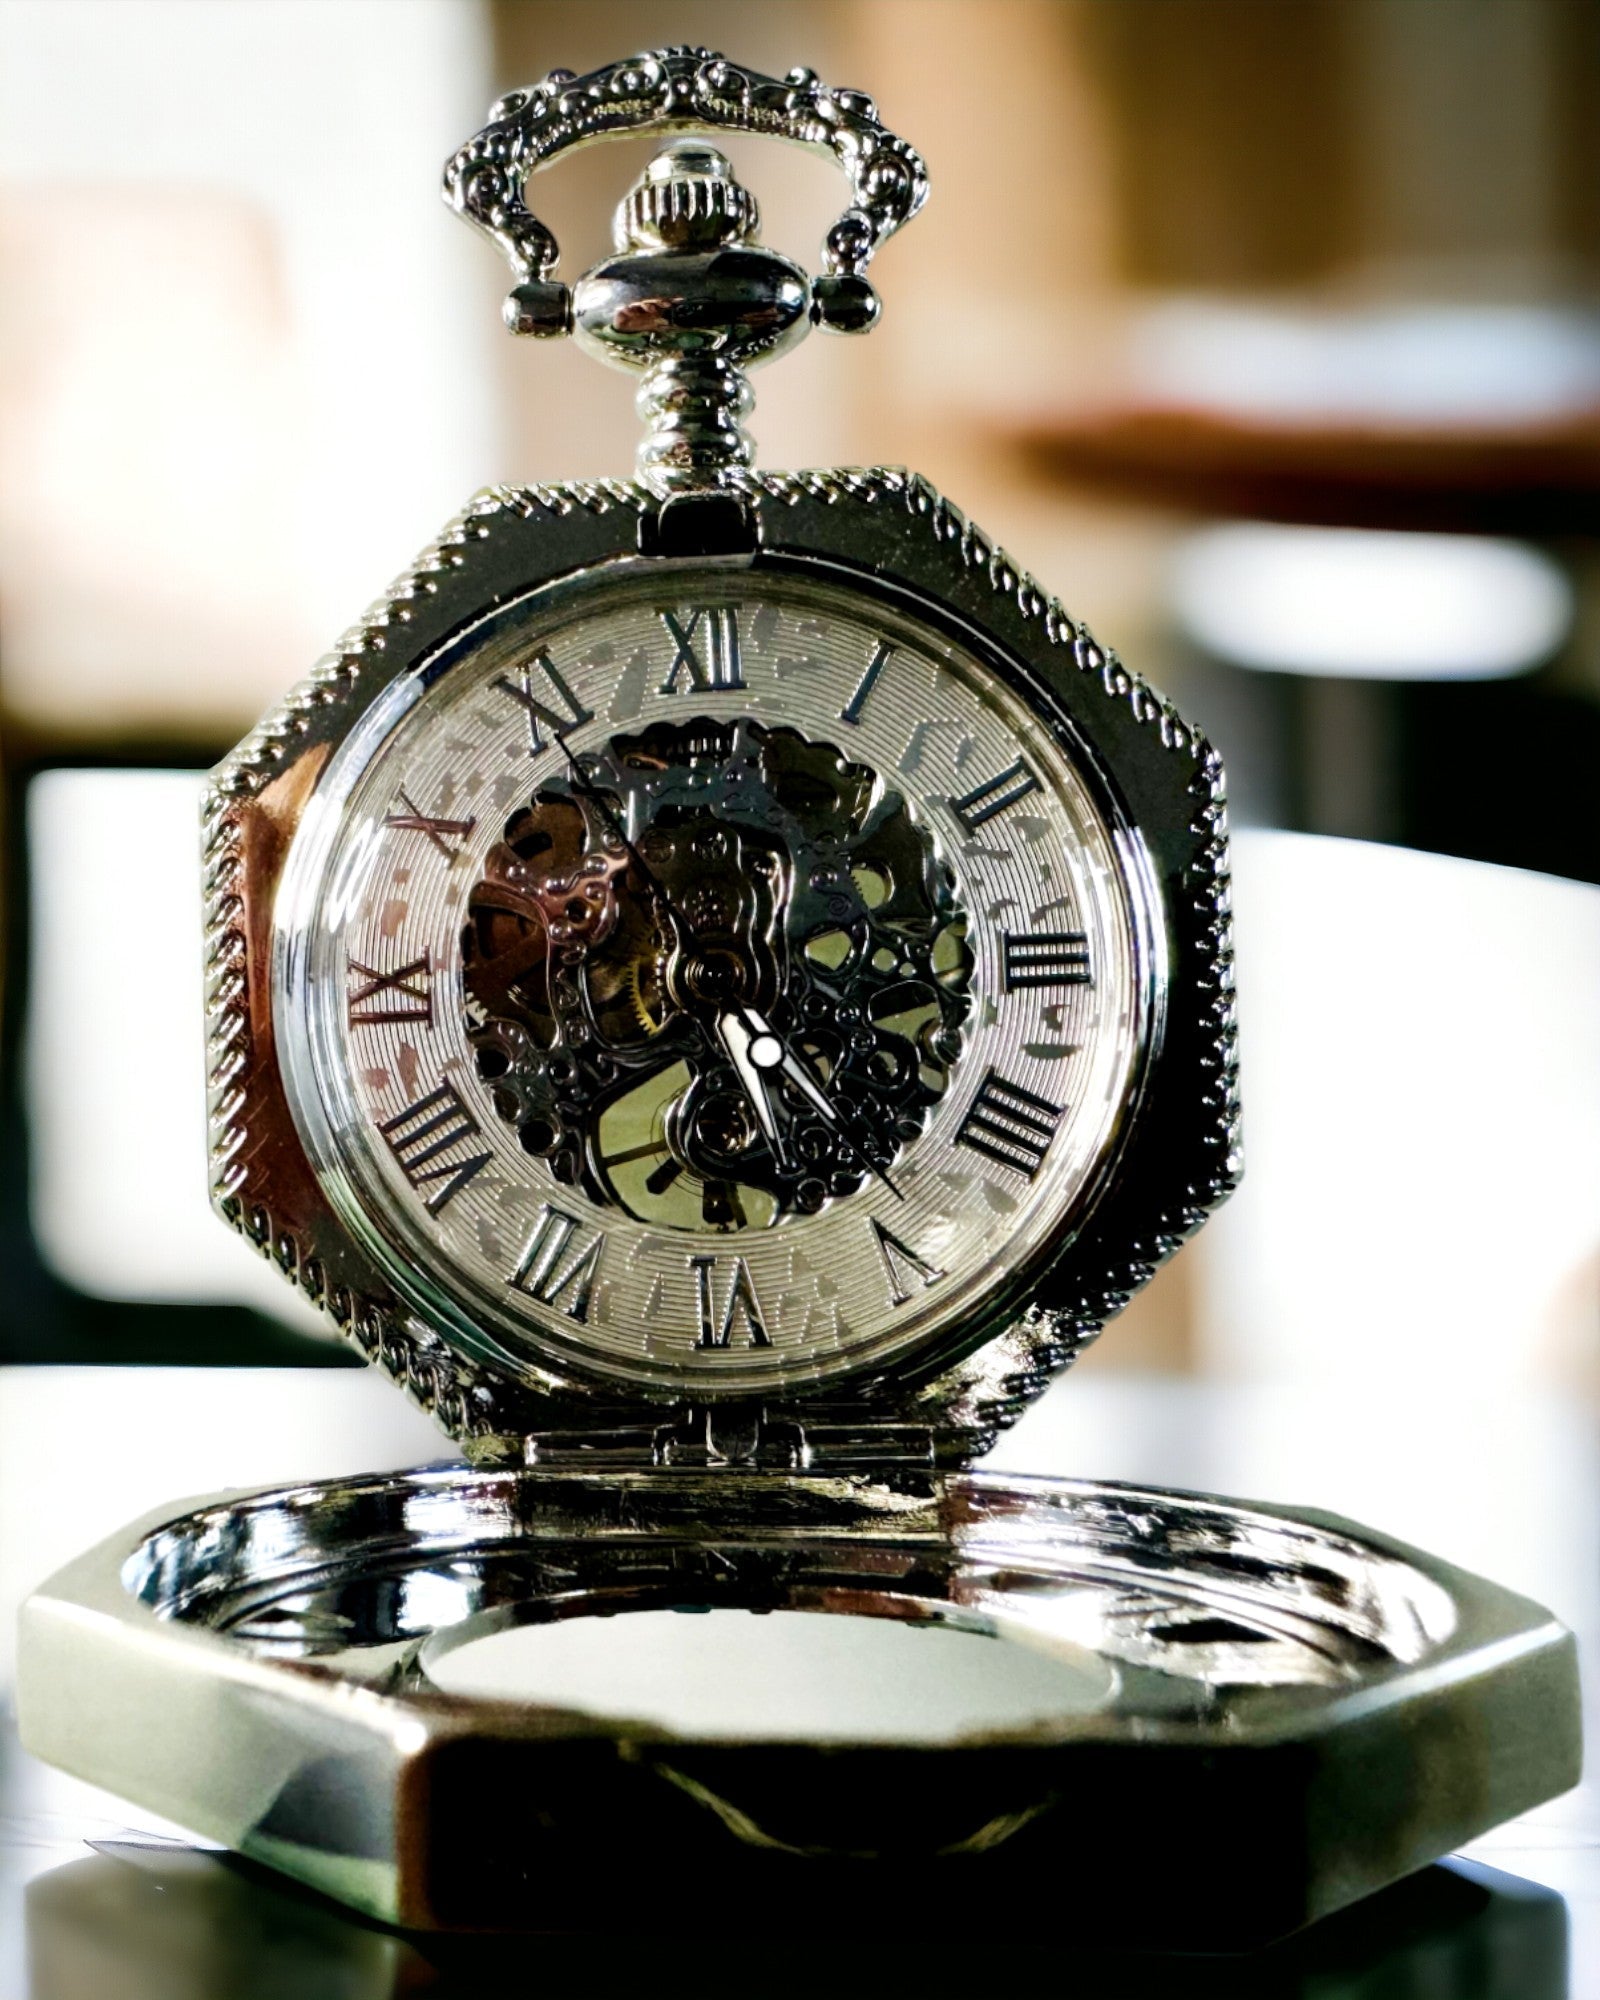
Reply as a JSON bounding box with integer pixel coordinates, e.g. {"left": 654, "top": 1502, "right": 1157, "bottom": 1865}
{"left": 734, "top": 1004, "right": 905, "bottom": 1204}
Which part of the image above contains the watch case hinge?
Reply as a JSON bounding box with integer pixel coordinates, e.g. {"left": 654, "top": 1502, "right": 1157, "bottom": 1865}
{"left": 522, "top": 1403, "right": 935, "bottom": 1474}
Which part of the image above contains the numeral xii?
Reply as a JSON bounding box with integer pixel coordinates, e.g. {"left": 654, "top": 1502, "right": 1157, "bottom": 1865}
{"left": 660, "top": 608, "right": 743, "bottom": 692}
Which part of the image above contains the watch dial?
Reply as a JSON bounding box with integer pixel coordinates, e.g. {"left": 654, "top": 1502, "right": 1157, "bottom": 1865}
{"left": 282, "top": 569, "right": 1154, "bottom": 1393}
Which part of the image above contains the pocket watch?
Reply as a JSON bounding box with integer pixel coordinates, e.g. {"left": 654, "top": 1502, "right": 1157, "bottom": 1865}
{"left": 20, "top": 51, "right": 1578, "bottom": 1946}
{"left": 206, "top": 47, "right": 1240, "bottom": 1472}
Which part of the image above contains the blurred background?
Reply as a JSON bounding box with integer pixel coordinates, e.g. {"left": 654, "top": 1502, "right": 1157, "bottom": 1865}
{"left": 0, "top": 1, "right": 1598, "bottom": 1984}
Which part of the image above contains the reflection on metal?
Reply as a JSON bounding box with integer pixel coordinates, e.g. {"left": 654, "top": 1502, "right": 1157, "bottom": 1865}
{"left": 17, "top": 1846, "right": 1569, "bottom": 1997}
{"left": 17, "top": 1467, "right": 1580, "bottom": 1944}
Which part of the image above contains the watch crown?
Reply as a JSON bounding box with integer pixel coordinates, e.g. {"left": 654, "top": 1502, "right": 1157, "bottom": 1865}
{"left": 616, "top": 141, "right": 759, "bottom": 252}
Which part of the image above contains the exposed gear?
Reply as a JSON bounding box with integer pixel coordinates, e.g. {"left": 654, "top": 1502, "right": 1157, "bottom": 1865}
{"left": 462, "top": 715, "right": 971, "bottom": 1230}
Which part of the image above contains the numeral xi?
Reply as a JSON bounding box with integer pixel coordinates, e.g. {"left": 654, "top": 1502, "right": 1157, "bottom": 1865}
{"left": 495, "top": 650, "right": 594, "bottom": 754}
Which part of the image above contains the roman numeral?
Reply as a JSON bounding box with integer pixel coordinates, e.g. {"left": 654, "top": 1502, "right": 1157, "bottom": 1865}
{"left": 659, "top": 608, "right": 744, "bottom": 693}
{"left": 870, "top": 1218, "right": 945, "bottom": 1308}
{"left": 385, "top": 790, "right": 476, "bottom": 859}
{"left": 690, "top": 1253, "right": 771, "bottom": 1349}
{"left": 1002, "top": 930, "right": 1092, "bottom": 991}
{"left": 347, "top": 950, "right": 433, "bottom": 1026}
{"left": 951, "top": 759, "right": 1041, "bottom": 834}
{"left": 510, "top": 1205, "right": 604, "bottom": 1324}
{"left": 377, "top": 1081, "right": 492, "bottom": 1214}
{"left": 954, "top": 1070, "right": 1063, "bottom": 1179}
{"left": 494, "top": 650, "right": 595, "bottom": 754}
{"left": 840, "top": 639, "right": 892, "bottom": 725}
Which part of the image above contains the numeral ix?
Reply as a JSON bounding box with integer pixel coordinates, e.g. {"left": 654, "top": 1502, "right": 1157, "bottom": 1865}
{"left": 378, "top": 1081, "right": 492, "bottom": 1214}
{"left": 954, "top": 1070, "right": 1063, "bottom": 1179}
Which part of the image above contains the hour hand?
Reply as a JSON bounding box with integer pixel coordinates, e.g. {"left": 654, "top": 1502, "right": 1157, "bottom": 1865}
{"left": 714, "top": 1011, "right": 790, "bottom": 1167}
{"left": 735, "top": 1005, "right": 905, "bottom": 1202}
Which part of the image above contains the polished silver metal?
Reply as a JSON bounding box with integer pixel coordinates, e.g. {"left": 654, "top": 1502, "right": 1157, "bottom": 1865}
{"left": 198, "top": 48, "right": 1238, "bottom": 1470}
{"left": 573, "top": 143, "right": 812, "bottom": 486}
{"left": 204, "top": 471, "right": 1235, "bottom": 1469}
{"left": 444, "top": 49, "right": 926, "bottom": 485}
{"left": 17, "top": 1467, "right": 1581, "bottom": 1944}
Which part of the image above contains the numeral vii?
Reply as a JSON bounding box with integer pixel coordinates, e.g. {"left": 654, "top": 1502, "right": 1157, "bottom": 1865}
{"left": 377, "top": 1081, "right": 492, "bottom": 1214}
{"left": 1002, "top": 930, "right": 1091, "bottom": 991}
{"left": 691, "top": 1254, "right": 771, "bottom": 1349}
{"left": 495, "top": 650, "right": 594, "bottom": 754}
{"left": 347, "top": 951, "right": 433, "bottom": 1026}
{"left": 951, "top": 759, "right": 1041, "bottom": 834}
{"left": 954, "top": 1070, "right": 1063, "bottom": 1179}
{"left": 511, "top": 1206, "right": 605, "bottom": 1324}
{"left": 660, "top": 608, "right": 744, "bottom": 693}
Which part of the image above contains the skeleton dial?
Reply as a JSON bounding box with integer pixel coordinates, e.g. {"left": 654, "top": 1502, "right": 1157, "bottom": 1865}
{"left": 284, "top": 570, "right": 1150, "bottom": 1396}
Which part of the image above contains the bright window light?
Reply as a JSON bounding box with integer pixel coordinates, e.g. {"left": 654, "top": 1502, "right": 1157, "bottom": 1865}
{"left": 1172, "top": 524, "right": 1572, "bottom": 679}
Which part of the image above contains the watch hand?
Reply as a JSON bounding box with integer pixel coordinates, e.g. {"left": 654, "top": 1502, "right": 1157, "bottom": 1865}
{"left": 715, "top": 1012, "right": 790, "bottom": 1168}
{"left": 556, "top": 739, "right": 699, "bottom": 942}
{"left": 733, "top": 1003, "right": 905, "bottom": 1204}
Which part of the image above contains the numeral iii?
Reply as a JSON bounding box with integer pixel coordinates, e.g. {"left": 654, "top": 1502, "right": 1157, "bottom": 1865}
{"left": 1002, "top": 930, "right": 1091, "bottom": 991}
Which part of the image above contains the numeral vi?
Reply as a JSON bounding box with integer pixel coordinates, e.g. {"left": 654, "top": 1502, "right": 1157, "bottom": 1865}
{"left": 691, "top": 1254, "right": 771, "bottom": 1349}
